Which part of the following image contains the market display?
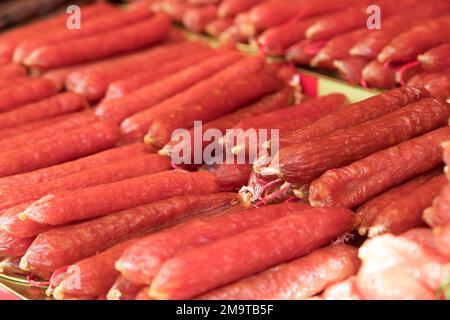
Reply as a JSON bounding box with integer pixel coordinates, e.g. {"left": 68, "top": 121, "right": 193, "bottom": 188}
{"left": 0, "top": 0, "right": 449, "bottom": 301}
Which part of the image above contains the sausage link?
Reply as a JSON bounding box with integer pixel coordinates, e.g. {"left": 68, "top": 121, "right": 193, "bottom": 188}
{"left": 202, "top": 164, "right": 253, "bottom": 192}
{"left": 134, "top": 287, "right": 152, "bottom": 300}
{"left": 182, "top": 5, "right": 217, "bottom": 33}
{"left": 149, "top": 207, "right": 356, "bottom": 299}
{"left": 0, "top": 78, "right": 59, "bottom": 112}
{"left": 205, "top": 19, "right": 234, "bottom": 37}
{"left": 107, "top": 276, "right": 145, "bottom": 301}
{"left": 361, "top": 60, "right": 396, "bottom": 89}
{"left": 104, "top": 49, "right": 214, "bottom": 100}
{"left": 96, "top": 51, "right": 242, "bottom": 123}
{"left": 0, "top": 63, "right": 27, "bottom": 79}
{"left": 199, "top": 244, "right": 360, "bottom": 300}
{"left": 13, "top": 3, "right": 151, "bottom": 64}
{"left": 309, "top": 126, "right": 450, "bottom": 209}
{"left": 0, "top": 143, "right": 152, "bottom": 188}
{"left": 159, "top": 1, "right": 192, "bottom": 23}
{"left": 356, "top": 168, "right": 443, "bottom": 235}
{"left": 0, "top": 120, "right": 120, "bottom": 178}
{"left": 424, "top": 183, "right": 450, "bottom": 228}
{"left": 0, "top": 256, "right": 27, "bottom": 277}
{"left": 218, "top": 0, "right": 263, "bottom": 18}
{"left": 334, "top": 57, "right": 368, "bottom": 85}
{"left": 0, "top": 112, "right": 98, "bottom": 151}
{"left": 407, "top": 71, "right": 450, "bottom": 99}
{"left": 266, "top": 97, "right": 450, "bottom": 185}
{"left": 20, "top": 171, "right": 221, "bottom": 225}
{"left": 0, "top": 92, "right": 87, "bottom": 130}
{"left": 159, "top": 87, "right": 295, "bottom": 160}
{"left": 286, "top": 39, "right": 326, "bottom": 65}
{"left": 121, "top": 56, "right": 265, "bottom": 138}
{"left": 321, "top": 277, "right": 362, "bottom": 300}
{"left": 24, "top": 14, "right": 170, "bottom": 71}
{"left": 368, "top": 175, "right": 447, "bottom": 237}
{"left": 418, "top": 44, "right": 450, "bottom": 72}
{"left": 144, "top": 67, "right": 284, "bottom": 148}
{"left": 276, "top": 86, "right": 429, "bottom": 148}
{"left": 350, "top": 2, "right": 450, "bottom": 59}
{"left": 0, "top": 154, "right": 171, "bottom": 212}
{"left": 21, "top": 193, "right": 240, "bottom": 277}
{"left": 378, "top": 16, "right": 450, "bottom": 64}
{"left": 116, "top": 202, "right": 310, "bottom": 285}
{"left": 0, "top": 231, "right": 34, "bottom": 257}
{"left": 65, "top": 41, "right": 207, "bottom": 102}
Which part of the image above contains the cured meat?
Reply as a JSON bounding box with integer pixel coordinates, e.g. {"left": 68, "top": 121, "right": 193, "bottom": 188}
{"left": 144, "top": 67, "right": 284, "bottom": 148}
{"left": 96, "top": 51, "right": 242, "bottom": 123}
{"left": 309, "top": 126, "right": 450, "bottom": 209}
{"left": 20, "top": 171, "right": 221, "bottom": 225}
{"left": 321, "top": 277, "right": 362, "bottom": 300}
{"left": 368, "top": 175, "right": 447, "bottom": 237}
{"left": 198, "top": 244, "right": 360, "bottom": 300}
{"left": 205, "top": 19, "right": 234, "bottom": 37}
{"left": 134, "top": 287, "right": 152, "bottom": 300}
{"left": 361, "top": 60, "right": 396, "bottom": 89}
{"left": 0, "top": 256, "right": 27, "bottom": 276}
{"left": 357, "top": 168, "right": 442, "bottom": 235}
{"left": 275, "top": 86, "right": 429, "bottom": 148}
{"left": 121, "top": 56, "right": 265, "bottom": 138}
{"left": 407, "top": 72, "right": 450, "bottom": 98}
{"left": 0, "top": 120, "right": 120, "bottom": 178}
{"left": 286, "top": 39, "right": 327, "bottom": 65}
{"left": 424, "top": 183, "right": 450, "bottom": 228}
{"left": 0, "top": 63, "right": 27, "bottom": 79}
{"left": 263, "top": 97, "right": 450, "bottom": 185}
{"left": 107, "top": 276, "right": 145, "bottom": 300}
{"left": 24, "top": 14, "right": 170, "bottom": 71}
{"left": 418, "top": 44, "right": 450, "bottom": 72}
{"left": 0, "top": 78, "right": 59, "bottom": 112}
{"left": 0, "top": 154, "right": 171, "bottom": 212}
{"left": 0, "top": 143, "right": 152, "bottom": 188}
{"left": 378, "top": 15, "right": 450, "bottom": 64}
{"left": 202, "top": 164, "right": 253, "bottom": 192}
{"left": 218, "top": 0, "right": 263, "bottom": 18}
{"left": 334, "top": 57, "right": 368, "bottom": 85}
{"left": 182, "top": 5, "right": 217, "bottom": 33}
{"left": 0, "top": 231, "right": 34, "bottom": 257}
{"left": 149, "top": 207, "right": 356, "bottom": 299}
{"left": 20, "top": 193, "right": 240, "bottom": 277}
{"left": 116, "top": 202, "right": 310, "bottom": 285}
{"left": 356, "top": 232, "right": 448, "bottom": 300}
{"left": 0, "top": 92, "right": 88, "bottom": 130}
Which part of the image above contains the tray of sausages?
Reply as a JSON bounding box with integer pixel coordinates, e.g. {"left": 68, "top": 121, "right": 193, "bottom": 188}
{"left": 0, "top": 0, "right": 449, "bottom": 300}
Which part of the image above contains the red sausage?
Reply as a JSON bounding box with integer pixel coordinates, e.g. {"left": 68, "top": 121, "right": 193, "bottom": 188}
{"left": 286, "top": 39, "right": 326, "bottom": 65}
{"left": 0, "top": 120, "right": 120, "bottom": 178}
{"left": 0, "top": 203, "right": 51, "bottom": 238}
{"left": 356, "top": 168, "right": 443, "bottom": 236}
{"left": 418, "top": 44, "right": 450, "bottom": 73}
{"left": 116, "top": 202, "right": 310, "bottom": 285}
{"left": 434, "top": 223, "right": 450, "bottom": 259}
{"left": 65, "top": 41, "right": 208, "bottom": 102}
{"left": 159, "top": 1, "right": 192, "bottom": 23}
{"left": 0, "top": 78, "right": 59, "bottom": 112}
{"left": 0, "top": 2, "right": 117, "bottom": 61}
{"left": 107, "top": 276, "right": 145, "bottom": 300}
{"left": 407, "top": 71, "right": 450, "bottom": 99}
{"left": 0, "top": 231, "right": 34, "bottom": 257}
{"left": 0, "top": 154, "right": 171, "bottom": 212}
{"left": 182, "top": 5, "right": 217, "bottom": 33}
{"left": 198, "top": 244, "right": 360, "bottom": 300}
{"left": 361, "top": 60, "right": 396, "bottom": 89}
{"left": 202, "top": 164, "right": 253, "bottom": 192}
{"left": 13, "top": 3, "right": 151, "bottom": 64}
{"left": 0, "top": 256, "right": 27, "bottom": 276}
{"left": 0, "top": 112, "right": 98, "bottom": 151}
{"left": 144, "top": 67, "right": 284, "bottom": 148}
{"left": 20, "top": 171, "right": 221, "bottom": 225}
{"left": 0, "top": 143, "right": 152, "bottom": 188}
{"left": 96, "top": 51, "right": 242, "bottom": 123}
{"left": 350, "top": 2, "right": 450, "bottom": 59}
{"left": 378, "top": 16, "right": 450, "bottom": 64}
{"left": 0, "top": 63, "right": 27, "bottom": 79}
{"left": 219, "top": 25, "right": 246, "bottom": 45}
{"left": 160, "top": 87, "right": 295, "bottom": 161}
{"left": 306, "top": 0, "right": 418, "bottom": 41}
{"left": 424, "top": 183, "right": 450, "bottom": 228}
{"left": 311, "top": 29, "right": 369, "bottom": 70}
{"left": 134, "top": 287, "right": 152, "bottom": 300}
{"left": 24, "top": 14, "right": 170, "bottom": 71}
{"left": 104, "top": 49, "right": 214, "bottom": 100}
{"left": 149, "top": 207, "right": 356, "bottom": 299}
{"left": 276, "top": 86, "right": 429, "bottom": 148}
{"left": 121, "top": 56, "right": 265, "bottom": 138}
{"left": 20, "top": 193, "right": 240, "bottom": 276}
{"left": 368, "top": 175, "right": 448, "bottom": 237}
{"left": 205, "top": 19, "right": 234, "bottom": 37}
{"left": 264, "top": 97, "right": 450, "bottom": 185}
{"left": 0, "top": 92, "right": 87, "bottom": 130}
{"left": 218, "top": 0, "right": 263, "bottom": 18}
{"left": 334, "top": 57, "right": 368, "bottom": 85}
{"left": 321, "top": 277, "right": 362, "bottom": 300}
{"left": 309, "top": 126, "right": 450, "bottom": 209}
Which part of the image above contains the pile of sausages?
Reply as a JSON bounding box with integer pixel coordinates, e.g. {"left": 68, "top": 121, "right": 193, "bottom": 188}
{"left": 157, "top": 0, "right": 450, "bottom": 97}
{"left": 0, "top": 0, "right": 449, "bottom": 300}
